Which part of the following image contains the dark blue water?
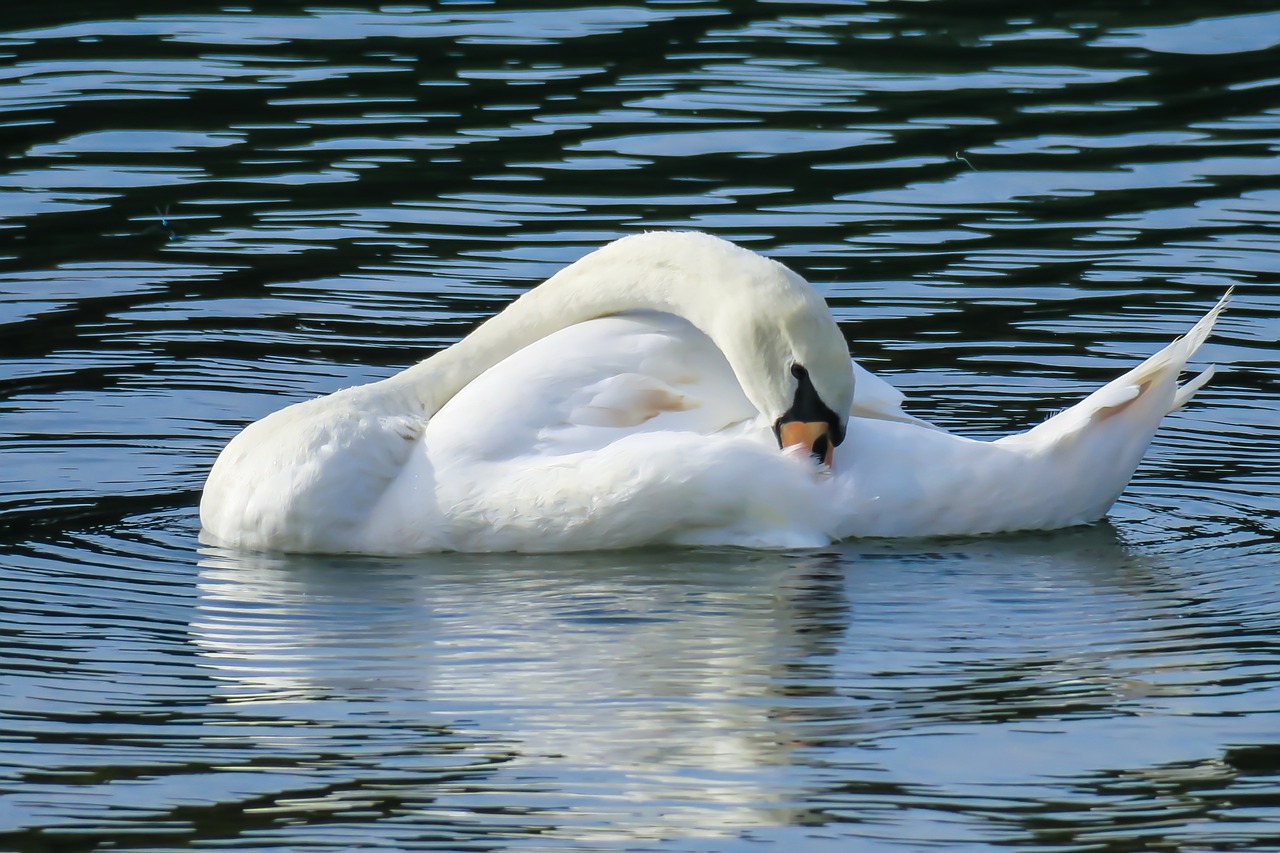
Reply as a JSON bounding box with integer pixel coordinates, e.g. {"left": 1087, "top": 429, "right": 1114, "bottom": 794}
{"left": 2, "top": 3, "right": 1279, "bottom": 850}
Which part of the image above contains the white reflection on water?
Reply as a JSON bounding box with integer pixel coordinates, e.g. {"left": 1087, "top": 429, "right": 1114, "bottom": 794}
{"left": 187, "top": 524, "right": 1280, "bottom": 844}
{"left": 194, "top": 546, "right": 818, "bottom": 838}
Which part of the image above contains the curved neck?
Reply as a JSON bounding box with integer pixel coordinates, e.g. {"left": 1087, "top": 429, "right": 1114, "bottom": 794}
{"left": 383, "top": 232, "right": 833, "bottom": 418}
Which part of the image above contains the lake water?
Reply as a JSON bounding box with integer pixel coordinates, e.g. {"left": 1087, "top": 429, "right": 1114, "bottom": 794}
{"left": 2, "top": 2, "right": 1280, "bottom": 850}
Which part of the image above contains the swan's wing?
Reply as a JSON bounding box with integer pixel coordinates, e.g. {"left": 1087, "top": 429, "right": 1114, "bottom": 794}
{"left": 424, "top": 312, "right": 759, "bottom": 463}
{"left": 405, "top": 312, "right": 830, "bottom": 552}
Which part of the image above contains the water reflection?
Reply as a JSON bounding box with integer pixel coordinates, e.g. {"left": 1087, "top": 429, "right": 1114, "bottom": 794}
{"left": 194, "top": 546, "right": 822, "bottom": 741}
{"left": 178, "top": 526, "right": 1280, "bottom": 846}
{"left": 192, "top": 545, "right": 827, "bottom": 839}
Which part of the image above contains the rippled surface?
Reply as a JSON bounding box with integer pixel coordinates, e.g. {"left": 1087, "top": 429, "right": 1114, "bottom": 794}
{"left": 3, "top": 2, "right": 1280, "bottom": 850}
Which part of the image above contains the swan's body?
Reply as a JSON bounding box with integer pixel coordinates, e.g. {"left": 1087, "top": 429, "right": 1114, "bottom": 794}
{"left": 200, "top": 232, "right": 1226, "bottom": 554}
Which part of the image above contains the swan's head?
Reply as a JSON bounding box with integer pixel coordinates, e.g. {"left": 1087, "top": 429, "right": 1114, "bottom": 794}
{"left": 749, "top": 296, "right": 852, "bottom": 467}
{"left": 703, "top": 247, "right": 854, "bottom": 468}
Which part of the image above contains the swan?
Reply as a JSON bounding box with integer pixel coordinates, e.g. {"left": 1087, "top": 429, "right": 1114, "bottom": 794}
{"left": 201, "top": 231, "right": 855, "bottom": 553}
{"left": 200, "top": 231, "right": 1227, "bottom": 554}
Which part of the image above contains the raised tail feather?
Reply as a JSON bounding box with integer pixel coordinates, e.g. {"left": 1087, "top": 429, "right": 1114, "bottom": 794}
{"left": 1138, "top": 287, "right": 1229, "bottom": 415}
{"left": 1008, "top": 290, "right": 1229, "bottom": 445}
{"left": 1168, "top": 288, "right": 1231, "bottom": 411}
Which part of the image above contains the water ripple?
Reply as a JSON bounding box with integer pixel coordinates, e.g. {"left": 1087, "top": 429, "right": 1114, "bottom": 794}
{"left": 2, "top": 2, "right": 1279, "bottom": 850}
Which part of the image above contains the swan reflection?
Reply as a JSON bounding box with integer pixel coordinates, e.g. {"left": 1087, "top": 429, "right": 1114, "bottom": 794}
{"left": 193, "top": 546, "right": 852, "bottom": 836}
{"left": 192, "top": 526, "right": 1224, "bottom": 842}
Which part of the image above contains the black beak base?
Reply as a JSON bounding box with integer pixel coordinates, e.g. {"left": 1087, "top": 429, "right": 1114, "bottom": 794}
{"left": 772, "top": 363, "right": 846, "bottom": 464}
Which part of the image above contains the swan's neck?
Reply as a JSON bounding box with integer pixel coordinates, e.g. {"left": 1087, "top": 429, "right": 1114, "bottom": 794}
{"left": 384, "top": 232, "right": 830, "bottom": 418}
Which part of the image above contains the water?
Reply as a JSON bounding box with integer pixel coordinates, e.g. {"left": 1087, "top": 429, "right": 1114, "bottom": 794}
{"left": 2, "top": 2, "right": 1279, "bottom": 849}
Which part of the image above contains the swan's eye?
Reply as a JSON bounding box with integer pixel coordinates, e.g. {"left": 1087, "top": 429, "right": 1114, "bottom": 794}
{"left": 790, "top": 363, "right": 807, "bottom": 380}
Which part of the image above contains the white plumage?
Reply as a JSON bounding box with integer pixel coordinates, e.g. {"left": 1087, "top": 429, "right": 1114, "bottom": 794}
{"left": 200, "top": 232, "right": 1227, "bottom": 553}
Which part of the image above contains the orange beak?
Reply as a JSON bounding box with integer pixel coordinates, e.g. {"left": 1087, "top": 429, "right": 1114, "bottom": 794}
{"left": 778, "top": 421, "right": 835, "bottom": 468}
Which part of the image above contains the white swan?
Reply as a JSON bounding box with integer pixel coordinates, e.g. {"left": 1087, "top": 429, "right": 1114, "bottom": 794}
{"left": 200, "top": 231, "right": 1227, "bottom": 554}
{"left": 201, "top": 231, "right": 855, "bottom": 553}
